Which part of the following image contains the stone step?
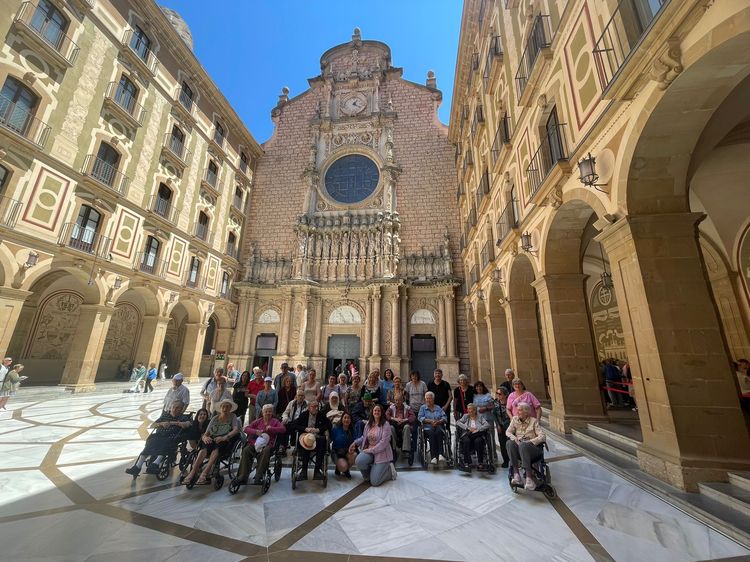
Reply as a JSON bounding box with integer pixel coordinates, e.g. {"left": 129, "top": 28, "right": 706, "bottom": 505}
{"left": 585, "top": 423, "right": 640, "bottom": 455}
{"left": 729, "top": 472, "right": 750, "bottom": 493}
{"left": 569, "top": 427, "right": 638, "bottom": 465}
{"left": 698, "top": 482, "right": 750, "bottom": 519}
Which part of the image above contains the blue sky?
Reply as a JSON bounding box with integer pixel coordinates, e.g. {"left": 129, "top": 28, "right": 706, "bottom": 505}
{"left": 159, "top": 1, "right": 463, "bottom": 143}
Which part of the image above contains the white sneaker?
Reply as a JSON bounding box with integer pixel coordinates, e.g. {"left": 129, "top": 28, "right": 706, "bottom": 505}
{"left": 438, "top": 454, "right": 446, "bottom": 462}
{"left": 525, "top": 477, "right": 536, "bottom": 491}
{"left": 390, "top": 463, "right": 398, "bottom": 481}
{"left": 430, "top": 458, "right": 437, "bottom": 465}
{"left": 511, "top": 472, "right": 523, "bottom": 486}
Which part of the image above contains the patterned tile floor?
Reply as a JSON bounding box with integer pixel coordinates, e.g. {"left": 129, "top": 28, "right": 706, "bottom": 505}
{"left": 1, "top": 381, "right": 748, "bottom": 561}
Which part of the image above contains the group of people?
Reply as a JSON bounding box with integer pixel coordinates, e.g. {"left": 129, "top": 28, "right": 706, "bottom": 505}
{"left": 0, "top": 356, "right": 27, "bottom": 410}
{"left": 127, "top": 362, "right": 547, "bottom": 491}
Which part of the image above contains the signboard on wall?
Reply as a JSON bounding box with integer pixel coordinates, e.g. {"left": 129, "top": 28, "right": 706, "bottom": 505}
{"left": 589, "top": 281, "right": 627, "bottom": 362}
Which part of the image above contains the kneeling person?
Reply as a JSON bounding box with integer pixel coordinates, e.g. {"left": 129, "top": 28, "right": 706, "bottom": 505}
{"left": 235, "top": 404, "right": 286, "bottom": 485}
{"left": 126, "top": 401, "right": 191, "bottom": 476}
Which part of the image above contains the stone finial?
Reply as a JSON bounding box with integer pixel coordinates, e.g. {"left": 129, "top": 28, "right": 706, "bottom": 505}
{"left": 352, "top": 27, "right": 362, "bottom": 42}
{"left": 426, "top": 70, "right": 437, "bottom": 89}
{"left": 278, "top": 86, "right": 290, "bottom": 105}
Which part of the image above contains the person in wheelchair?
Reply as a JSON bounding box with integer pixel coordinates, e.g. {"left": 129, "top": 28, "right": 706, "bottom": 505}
{"left": 183, "top": 399, "right": 240, "bottom": 486}
{"left": 126, "top": 400, "right": 191, "bottom": 476}
{"left": 418, "top": 391, "right": 448, "bottom": 465}
{"left": 455, "top": 403, "right": 490, "bottom": 472}
{"left": 386, "top": 392, "right": 415, "bottom": 463}
{"left": 506, "top": 401, "right": 546, "bottom": 490}
{"left": 292, "top": 400, "right": 331, "bottom": 480}
{"left": 234, "top": 404, "right": 286, "bottom": 486}
{"left": 281, "top": 389, "right": 308, "bottom": 453}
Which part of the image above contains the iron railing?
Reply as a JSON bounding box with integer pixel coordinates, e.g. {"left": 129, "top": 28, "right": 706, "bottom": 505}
{"left": 0, "top": 93, "right": 51, "bottom": 147}
{"left": 463, "top": 149, "right": 474, "bottom": 174}
{"left": 468, "top": 206, "right": 477, "bottom": 228}
{"left": 104, "top": 82, "right": 146, "bottom": 125}
{"left": 496, "top": 200, "right": 518, "bottom": 245}
{"left": 82, "top": 154, "right": 129, "bottom": 195}
{"left": 476, "top": 169, "right": 490, "bottom": 208}
{"left": 58, "top": 222, "right": 111, "bottom": 258}
{"left": 593, "top": 0, "right": 669, "bottom": 90}
{"left": 239, "top": 158, "right": 250, "bottom": 176}
{"left": 202, "top": 169, "right": 222, "bottom": 193}
{"left": 123, "top": 29, "right": 158, "bottom": 73}
{"left": 0, "top": 195, "right": 23, "bottom": 228}
{"left": 149, "top": 194, "right": 179, "bottom": 224}
{"left": 491, "top": 114, "right": 512, "bottom": 164}
{"left": 515, "top": 15, "right": 552, "bottom": 99}
{"left": 233, "top": 193, "right": 244, "bottom": 211}
{"left": 470, "top": 264, "right": 479, "bottom": 287}
{"left": 135, "top": 251, "right": 167, "bottom": 278}
{"left": 163, "top": 133, "right": 191, "bottom": 162}
{"left": 526, "top": 123, "right": 568, "bottom": 199}
{"left": 15, "top": 1, "right": 80, "bottom": 65}
{"left": 177, "top": 87, "right": 193, "bottom": 114}
{"left": 213, "top": 128, "right": 225, "bottom": 149}
{"left": 483, "top": 35, "right": 503, "bottom": 90}
{"left": 226, "top": 244, "right": 238, "bottom": 259}
{"left": 481, "top": 240, "right": 494, "bottom": 269}
{"left": 185, "top": 269, "right": 205, "bottom": 289}
{"left": 471, "top": 105, "right": 485, "bottom": 138}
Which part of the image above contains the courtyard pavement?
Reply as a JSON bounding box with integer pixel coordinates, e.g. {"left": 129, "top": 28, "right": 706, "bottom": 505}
{"left": 0, "top": 380, "right": 748, "bottom": 561}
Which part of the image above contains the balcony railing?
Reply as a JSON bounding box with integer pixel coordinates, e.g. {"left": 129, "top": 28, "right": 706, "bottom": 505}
{"left": 15, "top": 2, "right": 80, "bottom": 65}
{"left": 593, "top": 0, "right": 669, "bottom": 90}
{"left": 226, "top": 244, "right": 238, "bottom": 259}
{"left": 239, "top": 159, "right": 250, "bottom": 177}
{"left": 0, "top": 195, "right": 23, "bottom": 228}
{"left": 135, "top": 251, "right": 167, "bottom": 278}
{"left": 82, "top": 154, "right": 129, "bottom": 195}
{"left": 213, "top": 129, "right": 225, "bottom": 149}
{"left": 515, "top": 15, "right": 552, "bottom": 99}
{"left": 163, "top": 133, "right": 191, "bottom": 164}
{"left": 526, "top": 123, "right": 568, "bottom": 199}
{"left": 483, "top": 35, "right": 503, "bottom": 90}
{"left": 463, "top": 150, "right": 474, "bottom": 174}
{"left": 177, "top": 87, "right": 194, "bottom": 114}
{"left": 233, "top": 193, "right": 244, "bottom": 210}
{"left": 185, "top": 271, "right": 205, "bottom": 289}
{"left": 468, "top": 52, "right": 480, "bottom": 87}
{"left": 123, "top": 29, "right": 158, "bottom": 74}
{"left": 104, "top": 82, "right": 146, "bottom": 125}
{"left": 459, "top": 234, "right": 466, "bottom": 253}
{"left": 491, "top": 114, "right": 512, "bottom": 164}
{"left": 149, "top": 194, "right": 179, "bottom": 224}
{"left": 496, "top": 200, "right": 518, "bottom": 245}
{"left": 58, "top": 222, "right": 111, "bottom": 258}
{"left": 481, "top": 240, "right": 494, "bottom": 270}
{"left": 202, "top": 170, "right": 223, "bottom": 194}
{"left": 476, "top": 169, "right": 490, "bottom": 208}
{"left": 193, "top": 222, "right": 210, "bottom": 242}
{"left": 468, "top": 206, "right": 477, "bottom": 228}
{"left": 456, "top": 183, "right": 465, "bottom": 201}
{"left": 471, "top": 105, "right": 485, "bottom": 138}
{"left": 470, "top": 264, "right": 479, "bottom": 287}
{"left": 0, "top": 94, "right": 51, "bottom": 147}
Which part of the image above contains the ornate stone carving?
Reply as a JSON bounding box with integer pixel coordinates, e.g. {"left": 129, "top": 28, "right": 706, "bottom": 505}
{"left": 258, "top": 308, "right": 281, "bottom": 323}
{"left": 543, "top": 185, "right": 563, "bottom": 209}
{"left": 650, "top": 38, "right": 683, "bottom": 90}
{"left": 410, "top": 308, "right": 436, "bottom": 324}
{"left": 28, "top": 292, "right": 83, "bottom": 359}
{"left": 329, "top": 305, "right": 362, "bottom": 324}
{"left": 101, "top": 303, "right": 140, "bottom": 360}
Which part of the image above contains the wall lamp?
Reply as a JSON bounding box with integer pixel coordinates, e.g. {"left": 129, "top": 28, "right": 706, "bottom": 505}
{"left": 520, "top": 231, "right": 536, "bottom": 254}
{"left": 113, "top": 276, "right": 123, "bottom": 290}
{"left": 22, "top": 251, "right": 39, "bottom": 269}
{"left": 493, "top": 267, "right": 505, "bottom": 286}
{"left": 477, "top": 289, "right": 485, "bottom": 301}
{"left": 577, "top": 153, "right": 608, "bottom": 192}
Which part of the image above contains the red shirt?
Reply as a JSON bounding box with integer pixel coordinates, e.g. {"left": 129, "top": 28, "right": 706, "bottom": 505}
{"left": 247, "top": 379, "right": 264, "bottom": 400}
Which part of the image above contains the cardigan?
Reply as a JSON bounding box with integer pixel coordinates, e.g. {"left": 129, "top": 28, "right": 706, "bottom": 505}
{"left": 354, "top": 422, "right": 393, "bottom": 464}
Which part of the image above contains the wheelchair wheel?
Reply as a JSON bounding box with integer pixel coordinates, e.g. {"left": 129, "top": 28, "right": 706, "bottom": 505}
{"left": 214, "top": 474, "right": 224, "bottom": 490}
{"left": 273, "top": 454, "right": 282, "bottom": 482}
{"left": 185, "top": 476, "right": 196, "bottom": 490}
{"left": 543, "top": 485, "right": 557, "bottom": 500}
{"left": 419, "top": 428, "right": 428, "bottom": 468}
{"left": 291, "top": 450, "right": 298, "bottom": 490}
{"left": 545, "top": 465, "right": 552, "bottom": 484}
{"left": 261, "top": 471, "right": 271, "bottom": 495}
{"left": 228, "top": 478, "right": 241, "bottom": 495}
{"left": 156, "top": 459, "right": 170, "bottom": 481}
{"left": 444, "top": 431, "right": 454, "bottom": 468}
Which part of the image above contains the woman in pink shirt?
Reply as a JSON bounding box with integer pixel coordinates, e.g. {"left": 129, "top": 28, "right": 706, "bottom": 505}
{"left": 506, "top": 379, "right": 541, "bottom": 419}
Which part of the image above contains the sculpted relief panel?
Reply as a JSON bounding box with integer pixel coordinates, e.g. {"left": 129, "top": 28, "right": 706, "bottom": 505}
{"left": 27, "top": 292, "right": 83, "bottom": 359}
{"left": 101, "top": 303, "right": 141, "bottom": 360}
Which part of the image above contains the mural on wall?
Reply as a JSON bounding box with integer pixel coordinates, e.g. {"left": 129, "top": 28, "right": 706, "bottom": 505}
{"left": 101, "top": 302, "right": 141, "bottom": 360}
{"left": 27, "top": 292, "right": 83, "bottom": 359}
{"left": 589, "top": 280, "right": 626, "bottom": 361}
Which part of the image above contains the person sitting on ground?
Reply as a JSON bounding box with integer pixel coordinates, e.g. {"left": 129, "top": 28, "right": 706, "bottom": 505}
{"left": 500, "top": 369, "right": 515, "bottom": 395}
{"left": 276, "top": 374, "right": 296, "bottom": 420}
{"left": 506, "top": 379, "right": 542, "bottom": 419}
{"left": 184, "top": 407, "right": 210, "bottom": 450}
{"left": 363, "top": 370, "right": 384, "bottom": 406}
{"left": 281, "top": 389, "right": 308, "bottom": 452}
{"left": 126, "top": 400, "right": 191, "bottom": 476}
{"left": 453, "top": 374, "right": 475, "bottom": 421}
{"left": 246, "top": 367, "right": 265, "bottom": 421}
{"left": 183, "top": 399, "right": 240, "bottom": 486}
{"left": 418, "top": 391, "right": 447, "bottom": 465}
{"left": 256, "top": 376, "right": 278, "bottom": 415}
{"left": 322, "top": 391, "right": 344, "bottom": 425}
{"left": 208, "top": 376, "right": 233, "bottom": 415}
{"left": 300, "top": 368, "right": 319, "bottom": 404}
{"left": 351, "top": 404, "right": 396, "bottom": 486}
{"left": 456, "top": 403, "right": 490, "bottom": 472}
{"left": 235, "top": 404, "right": 286, "bottom": 485}
{"left": 348, "top": 372, "right": 364, "bottom": 405}
{"left": 352, "top": 392, "right": 375, "bottom": 438}
{"left": 0, "top": 364, "right": 26, "bottom": 410}
{"left": 331, "top": 411, "right": 356, "bottom": 478}
{"left": 381, "top": 369, "right": 396, "bottom": 400}
{"left": 494, "top": 387, "right": 511, "bottom": 468}
{"left": 386, "top": 392, "right": 416, "bottom": 462}
{"left": 292, "top": 400, "right": 332, "bottom": 480}
{"left": 319, "top": 374, "right": 339, "bottom": 403}
{"left": 506, "top": 402, "right": 546, "bottom": 490}
{"left": 163, "top": 373, "right": 190, "bottom": 412}
{"left": 336, "top": 373, "right": 350, "bottom": 407}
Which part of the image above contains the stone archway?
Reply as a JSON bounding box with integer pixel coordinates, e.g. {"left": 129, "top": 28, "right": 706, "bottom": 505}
{"left": 484, "top": 281, "right": 510, "bottom": 391}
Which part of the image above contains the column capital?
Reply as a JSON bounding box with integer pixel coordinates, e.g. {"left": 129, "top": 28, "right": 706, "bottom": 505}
{"left": 595, "top": 212, "right": 704, "bottom": 256}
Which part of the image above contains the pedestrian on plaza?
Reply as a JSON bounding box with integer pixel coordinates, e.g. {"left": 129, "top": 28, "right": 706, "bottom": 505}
{"left": 273, "top": 363, "right": 295, "bottom": 391}
{"left": 363, "top": 370, "right": 384, "bottom": 406}
{"left": 201, "top": 368, "right": 224, "bottom": 409}
{"left": 0, "top": 364, "right": 26, "bottom": 409}
{"left": 331, "top": 411, "right": 356, "bottom": 478}
{"left": 163, "top": 373, "right": 190, "bottom": 412}
{"left": 336, "top": 373, "right": 350, "bottom": 407}
{"left": 208, "top": 376, "right": 232, "bottom": 414}
{"left": 144, "top": 362, "right": 158, "bottom": 393}
{"left": 427, "top": 369, "right": 452, "bottom": 427}
{"left": 319, "top": 374, "right": 338, "bottom": 403}
{"left": 348, "top": 372, "right": 364, "bottom": 405}
{"left": 294, "top": 364, "right": 308, "bottom": 387}
{"left": 300, "top": 368, "right": 319, "bottom": 404}
{"left": 159, "top": 358, "right": 167, "bottom": 380}
{"left": 473, "top": 380, "right": 497, "bottom": 461}
{"left": 129, "top": 361, "right": 147, "bottom": 393}
{"left": 604, "top": 358, "right": 625, "bottom": 409}
{"left": 0, "top": 357, "right": 13, "bottom": 410}
{"left": 381, "top": 369, "right": 396, "bottom": 400}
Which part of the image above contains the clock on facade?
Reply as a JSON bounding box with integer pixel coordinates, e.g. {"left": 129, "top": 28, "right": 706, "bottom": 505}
{"left": 324, "top": 154, "right": 379, "bottom": 204}
{"left": 341, "top": 92, "right": 367, "bottom": 116}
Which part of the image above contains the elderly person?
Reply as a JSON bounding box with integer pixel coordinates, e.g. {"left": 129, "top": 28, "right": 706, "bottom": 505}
{"left": 331, "top": 411, "right": 356, "bottom": 478}
{"left": 300, "top": 368, "right": 319, "bottom": 404}
{"left": 292, "top": 400, "right": 332, "bottom": 480}
{"left": 387, "top": 374, "right": 405, "bottom": 404}
{"left": 348, "top": 372, "right": 364, "bottom": 405}
{"left": 336, "top": 373, "right": 350, "bottom": 407}
{"left": 506, "top": 402, "right": 546, "bottom": 490}
{"left": 256, "top": 376, "right": 278, "bottom": 414}
{"left": 184, "top": 399, "right": 240, "bottom": 487}
{"left": 273, "top": 362, "right": 295, "bottom": 391}
{"left": 386, "top": 392, "right": 416, "bottom": 463}
{"left": 352, "top": 392, "right": 375, "bottom": 438}
{"left": 427, "top": 369, "right": 452, "bottom": 428}
{"left": 500, "top": 368, "right": 515, "bottom": 395}
{"left": 406, "top": 371, "right": 427, "bottom": 412}
{"left": 126, "top": 400, "right": 191, "bottom": 476}
{"left": 0, "top": 357, "right": 12, "bottom": 409}
{"left": 276, "top": 374, "right": 296, "bottom": 419}
{"left": 456, "top": 403, "right": 490, "bottom": 472}
{"left": 294, "top": 363, "right": 308, "bottom": 387}
{"left": 350, "top": 404, "right": 396, "bottom": 486}
{"left": 163, "top": 373, "right": 190, "bottom": 412}
{"left": 322, "top": 391, "right": 344, "bottom": 425}
{"left": 453, "top": 374, "right": 475, "bottom": 420}
{"left": 246, "top": 367, "right": 265, "bottom": 421}
{"left": 128, "top": 361, "right": 147, "bottom": 393}
{"left": 473, "top": 380, "right": 497, "bottom": 461}
{"left": 319, "top": 374, "right": 339, "bottom": 403}
{"left": 234, "top": 404, "right": 286, "bottom": 485}
{"left": 418, "top": 391, "right": 447, "bottom": 465}
{"left": 363, "top": 370, "right": 384, "bottom": 406}
{"left": 226, "top": 362, "right": 241, "bottom": 384}
{"left": 494, "top": 387, "right": 511, "bottom": 468}
{"left": 0, "top": 364, "right": 26, "bottom": 410}
{"left": 506, "top": 379, "right": 542, "bottom": 419}
{"left": 281, "top": 389, "right": 308, "bottom": 451}
{"left": 208, "top": 376, "right": 233, "bottom": 415}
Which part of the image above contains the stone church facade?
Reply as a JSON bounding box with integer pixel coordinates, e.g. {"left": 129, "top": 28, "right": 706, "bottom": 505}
{"left": 230, "top": 30, "right": 467, "bottom": 380}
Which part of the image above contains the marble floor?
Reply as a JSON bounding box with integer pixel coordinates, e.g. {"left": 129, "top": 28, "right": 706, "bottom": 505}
{"left": 1, "top": 381, "right": 748, "bottom": 562}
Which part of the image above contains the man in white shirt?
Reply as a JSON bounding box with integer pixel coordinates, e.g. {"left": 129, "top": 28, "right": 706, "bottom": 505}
{"left": 0, "top": 357, "right": 11, "bottom": 390}
{"left": 163, "top": 373, "right": 190, "bottom": 412}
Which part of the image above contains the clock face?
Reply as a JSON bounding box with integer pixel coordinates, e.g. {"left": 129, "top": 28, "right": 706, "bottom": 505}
{"left": 341, "top": 93, "right": 367, "bottom": 116}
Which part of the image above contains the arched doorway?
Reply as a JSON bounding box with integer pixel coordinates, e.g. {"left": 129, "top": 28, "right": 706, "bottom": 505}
{"left": 326, "top": 335, "right": 360, "bottom": 377}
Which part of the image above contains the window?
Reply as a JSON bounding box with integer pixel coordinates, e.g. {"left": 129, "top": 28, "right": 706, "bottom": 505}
{"left": 220, "top": 271, "right": 230, "bottom": 297}
{"left": 227, "top": 232, "right": 236, "bottom": 256}
{"left": 70, "top": 205, "right": 101, "bottom": 251}
{"left": 546, "top": 107, "right": 564, "bottom": 164}
{"left": 214, "top": 121, "right": 225, "bottom": 145}
{"left": 179, "top": 81, "right": 193, "bottom": 111}
{"left": 0, "top": 165, "right": 8, "bottom": 193}
{"left": 510, "top": 183, "right": 519, "bottom": 225}
{"left": 129, "top": 25, "right": 151, "bottom": 62}
{"left": 0, "top": 76, "right": 40, "bottom": 136}
{"left": 92, "top": 142, "right": 120, "bottom": 186}
{"left": 153, "top": 183, "right": 172, "bottom": 217}
{"left": 324, "top": 154, "right": 380, "bottom": 204}
{"left": 170, "top": 125, "right": 185, "bottom": 156}
{"left": 206, "top": 159, "right": 218, "bottom": 186}
{"left": 233, "top": 186, "right": 243, "bottom": 210}
{"left": 187, "top": 256, "right": 201, "bottom": 285}
{"left": 115, "top": 74, "right": 138, "bottom": 114}
{"left": 141, "top": 235, "right": 160, "bottom": 273}
{"left": 30, "top": 0, "right": 69, "bottom": 49}
{"left": 196, "top": 211, "right": 209, "bottom": 240}
{"left": 239, "top": 151, "right": 249, "bottom": 174}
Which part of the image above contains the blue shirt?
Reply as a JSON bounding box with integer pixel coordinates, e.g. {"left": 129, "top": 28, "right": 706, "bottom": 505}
{"left": 418, "top": 404, "right": 446, "bottom": 427}
{"left": 147, "top": 367, "right": 158, "bottom": 380}
{"left": 331, "top": 425, "right": 354, "bottom": 450}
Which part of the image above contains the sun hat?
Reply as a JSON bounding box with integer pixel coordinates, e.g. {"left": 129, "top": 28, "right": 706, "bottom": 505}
{"left": 299, "top": 432, "right": 317, "bottom": 451}
{"left": 173, "top": 373, "right": 184, "bottom": 381}
{"left": 216, "top": 399, "right": 238, "bottom": 412}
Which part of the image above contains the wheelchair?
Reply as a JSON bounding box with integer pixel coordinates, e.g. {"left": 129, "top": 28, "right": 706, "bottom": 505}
{"left": 130, "top": 414, "right": 193, "bottom": 481}
{"left": 180, "top": 435, "right": 242, "bottom": 491}
{"left": 291, "top": 433, "right": 330, "bottom": 489}
{"left": 228, "top": 442, "right": 284, "bottom": 496}
{"left": 454, "top": 426, "right": 496, "bottom": 474}
{"left": 417, "top": 421, "right": 453, "bottom": 469}
{"left": 507, "top": 441, "right": 556, "bottom": 499}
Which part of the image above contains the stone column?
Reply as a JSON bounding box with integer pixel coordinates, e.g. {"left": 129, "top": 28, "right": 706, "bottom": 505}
{"left": 134, "top": 315, "right": 170, "bottom": 369}
{"left": 278, "top": 290, "right": 293, "bottom": 358}
{"left": 370, "top": 287, "right": 381, "bottom": 366}
{"left": 599, "top": 213, "right": 750, "bottom": 490}
{"left": 504, "top": 298, "right": 546, "bottom": 398}
{"left": 473, "top": 316, "right": 491, "bottom": 381}
{"left": 466, "top": 304, "right": 479, "bottom": 377}
{"left": 438, "top": 297, "right": 447, "bottom": 357}
{"left": 0, "top": 287, "right": 31, "bottom": 358}
{"left": 60, "top": 304, "right": 116, "bottom": 392}
{"left": 485, "top": 310, "right": 511, "bottom": 391}
{"left": 400, "top": 289, "right": 410, "bottom": 376}
{"left": 390, "top": 290, "right": 400, "bottom": 360}
{"left": 532, "top": 274, "right": 607, "bottom": 432}
{"left": 230, "top": 290, "right": 254, "bottom": 369}
{"left": 179, "top": 322, "right": 208, "bottom": 383}
{"left": 313, "top": 297, "right": 324, "bottom": 357}
{"left": 445, "top": 293, "right": 457, "bottom": 358}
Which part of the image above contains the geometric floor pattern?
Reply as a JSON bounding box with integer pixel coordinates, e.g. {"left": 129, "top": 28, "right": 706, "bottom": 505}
{"left": 1, "top": 381, "right": 748, "bottom": 561}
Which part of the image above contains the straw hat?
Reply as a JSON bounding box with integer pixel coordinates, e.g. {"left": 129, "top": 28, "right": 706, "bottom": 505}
{"left": 216, "top": 399, "right": 238, "bottom": 412}
{"left": 299, "top": 432, "right": 317, "bottom": 451}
